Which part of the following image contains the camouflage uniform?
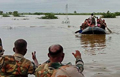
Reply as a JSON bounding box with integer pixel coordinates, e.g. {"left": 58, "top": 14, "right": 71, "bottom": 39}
{"left": 0, "top": 53, "right": 35, "bottom": 77}
{"left": 35, "top": 58, "right": 84, "bottom": 77}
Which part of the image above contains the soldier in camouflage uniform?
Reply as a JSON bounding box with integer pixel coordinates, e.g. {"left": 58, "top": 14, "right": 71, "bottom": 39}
{"left": 0, "top": 39, "right": 35, "bottom": 77}
{"left": 35, "top": 44, "right": 84, "bottom": 77}
{"left": 90, "top": 13, "right": 97, "bottom": 26}
{"left": 0, "top": 38, "right": 4, "bottom": 57}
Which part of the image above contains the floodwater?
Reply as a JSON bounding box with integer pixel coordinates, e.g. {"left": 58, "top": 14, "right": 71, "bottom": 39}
{"left": 0, "top": 15, "right": 120, "bottom": 77}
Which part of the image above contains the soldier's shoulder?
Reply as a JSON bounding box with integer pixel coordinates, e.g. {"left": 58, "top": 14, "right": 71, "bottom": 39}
{"left": 2, "top": 55, "right": 13, "bottom": 57}
{"left": 1, "top": 55, "right": 15, "bottom": 62}
{"left": 37, "top": 63, "right": 46, "bottom": 67}
{"left": 2, "top": 55, "right": 14, "bottom": 59}
{"left": 36, "top": 63, "right": 47, "bottom": 71}
{"left": 56, "top": 65, "right": 84, "bottom": 77}
{"left": 22, "top": 57, "right": 32, "bottom": 63}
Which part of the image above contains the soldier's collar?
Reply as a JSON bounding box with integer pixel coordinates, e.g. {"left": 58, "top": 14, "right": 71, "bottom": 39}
{"left": 13, "top": 53, "right": 24, "bottom": 58}
{"left": 50, "top": 62, "right": 63, "bottom": 69}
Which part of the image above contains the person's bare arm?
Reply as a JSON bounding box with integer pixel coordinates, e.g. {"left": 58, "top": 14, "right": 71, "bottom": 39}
{"left": 32, "top": 51, "right": 39, "bottom": 67}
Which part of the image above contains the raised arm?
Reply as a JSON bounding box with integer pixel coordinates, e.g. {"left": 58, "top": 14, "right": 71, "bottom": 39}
{"left": 72, "top": 50, "right": 84, "bottom": 73}
{"left": 32, "top": 51, "right": 39, "bottom": 67}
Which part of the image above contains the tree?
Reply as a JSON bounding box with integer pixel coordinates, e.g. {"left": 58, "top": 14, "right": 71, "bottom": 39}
{"left": 102, "top": 11, "right": 116, "bottom": 18}
{"left": 107, "top": 10, "right": 110, "bottom": 14}
{"left": 41, "top": 13, "right": 58, "bottom": 19}
{"left": 2, "top": 13, "right": 9, "bottom": 17}
{"left": 0, "top": 11, "right": 3, "bottom": 15}
{"left": 13, "top": 11, "right": 20, "bottom": 17}
{"left": 9, "top": 12, "right": 12, "bottom": 15}
{"left": 74, "top": 11, "right": 77, "bottom": 13}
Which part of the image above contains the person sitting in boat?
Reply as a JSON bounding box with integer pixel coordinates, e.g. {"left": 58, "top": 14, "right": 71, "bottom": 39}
{"left": 35, "top": 44, "right": 84, "bottom": 77}
{"left": 87, "top": 19, "right": 91, "bottom": 26}
{"left": 100, "top": 19, "right": 107, "bottom": 30}
{"left": 81, "top": 19, "right": 89, "bottom": 29}
{"left": 90, "top": 23, "right": 95, "bottom": 27}
{"left": 97, "top": 18, "right": 101, "bottom": 27}
{"left": 75, "top": 18, "right": 91, "bottom": 33}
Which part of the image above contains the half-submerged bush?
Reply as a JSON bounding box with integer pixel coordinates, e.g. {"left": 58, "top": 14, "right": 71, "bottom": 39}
{"left": 101, "top": 11, "right": 116, "bottom": 18}
{"left": 115, "top": 12, "right": 120, "bottom": 16}
{"left": 2, "top": 14, "right": 10, "bottom": 17}
{"left": 41, "top": 13, "right": 58, "bottom": 19}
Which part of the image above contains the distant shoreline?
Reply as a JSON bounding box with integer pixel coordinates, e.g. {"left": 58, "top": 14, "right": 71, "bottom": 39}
{"left": 0, "top": 11, "right": 120, "bottom": 15}
{"left": 0, "top": 10, "right": 119, "bottom": 18}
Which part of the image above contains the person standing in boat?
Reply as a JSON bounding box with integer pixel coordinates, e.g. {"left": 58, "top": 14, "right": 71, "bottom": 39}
{"left": 89, "top": 13, "right": 96, "bottom": 26}
{"left": 35, "top": 44, "right": 84, "bottom": 77}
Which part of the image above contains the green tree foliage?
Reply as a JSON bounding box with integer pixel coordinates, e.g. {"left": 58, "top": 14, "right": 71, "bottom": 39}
{"left": 0, "top": 11, "right": 3, "bottom": 15}
{"left": 34, "top": 12, "right": 42, "bottom": 15}
{"left": 102, "top": 11, "right": 116, "bottom": 18}
{"left": 74, "top": 11, "right": 77, "bottom": 13}
{"left": 2, "top": 13, "right": 10, "bottom": 17}
{"left": 13, "top": 11, "right": 20, "bottom": 17}
{"left": 41, "top": 13, "right": 58, "bottom": 19}
{"left": 9, "top": 12, "right": 12, "bottom": 15}
{"left": 115, "top": 12, "right": 120, "bottom": 16}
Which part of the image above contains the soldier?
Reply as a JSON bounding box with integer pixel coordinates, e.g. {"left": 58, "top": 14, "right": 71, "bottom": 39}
{"left": 90, "top": 13, "right": 96, "bottom": 26}
{"left": 0, "top": 38, "right": 4, "bottom": 57}
{"left": 0, "top": 39, "right": 35, "bottom": 77}
{"left": 35, "top": 44, "right": 84, "bottom": 77}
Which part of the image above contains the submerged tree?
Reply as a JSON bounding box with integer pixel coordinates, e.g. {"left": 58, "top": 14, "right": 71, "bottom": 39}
{"left": 41, "top": 13, "right": 58, "bottom": 19}
{"left": 9, "top": 12, "right": 12, "bottom": 15}
{"left": 74, "top": 11, "right": 77, "bottom": 13}
{"left": 13, "top": 11, "right": 20, "bottom": 17}
{"left": 0, "top": 11, "right": 3, "bottom": 15}
{"left": 2, "top": 13, "right": 10, "bottom": 17}
{"left": 101, "top": 11, "right": 116, "bottom": 18}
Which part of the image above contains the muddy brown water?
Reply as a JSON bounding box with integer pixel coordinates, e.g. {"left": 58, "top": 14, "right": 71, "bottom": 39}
{"left": 0, "top": 15, "right": 120, "bottom": 77}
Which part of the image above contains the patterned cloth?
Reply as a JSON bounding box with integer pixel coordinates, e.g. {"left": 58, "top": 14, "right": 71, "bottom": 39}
{"left": 0, "top": 53, "right": 35, "bottom": 77}
{"left": 35, "top": 59, "right": 84, "bottom": 77}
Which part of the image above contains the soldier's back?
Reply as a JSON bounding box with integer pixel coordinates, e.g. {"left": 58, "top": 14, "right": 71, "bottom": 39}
{"left": 0, "top": 55, "right": 35, "bottom": 77}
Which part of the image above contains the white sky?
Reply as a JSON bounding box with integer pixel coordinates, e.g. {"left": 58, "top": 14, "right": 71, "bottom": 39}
{"left": 0, "top": 0, "right": 120, "bottom": 13}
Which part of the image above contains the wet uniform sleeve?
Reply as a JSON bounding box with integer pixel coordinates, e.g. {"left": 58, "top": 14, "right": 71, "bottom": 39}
{"left": 28, "top": 62, "right": 36, "bottom": 74}
{"left": 75, "top": 58, "right": 84, "bottom": 73}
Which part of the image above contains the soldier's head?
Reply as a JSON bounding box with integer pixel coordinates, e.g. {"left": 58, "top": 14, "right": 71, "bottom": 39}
{"left": 48, "top": 44, "right": 64, "bottom": 63}
{"left": 13, "top": 39, "right": 27, "bottom": 56}
{"left": 0, "top": 38, "right": 4, "bottom": 57}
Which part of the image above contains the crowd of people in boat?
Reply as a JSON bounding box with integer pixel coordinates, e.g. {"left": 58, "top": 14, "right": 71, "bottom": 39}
{"left": 81, "top": 17, "right": 107, "bottom": 29}
{"left": 75, "top": 13, "right": 107, "bottom": 33}
{"left": 0, "top": 38, "right": 84, "bottom": 77}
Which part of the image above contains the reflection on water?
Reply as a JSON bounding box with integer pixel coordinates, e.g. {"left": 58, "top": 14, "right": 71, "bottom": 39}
{"left": 80, "top": 34, "right": 106, "bottom": 55}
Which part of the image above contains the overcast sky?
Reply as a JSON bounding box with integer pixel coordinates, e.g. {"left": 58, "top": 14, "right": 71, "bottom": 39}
{"left": 0, "top": 0, "right": 120, "bottom": 13}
